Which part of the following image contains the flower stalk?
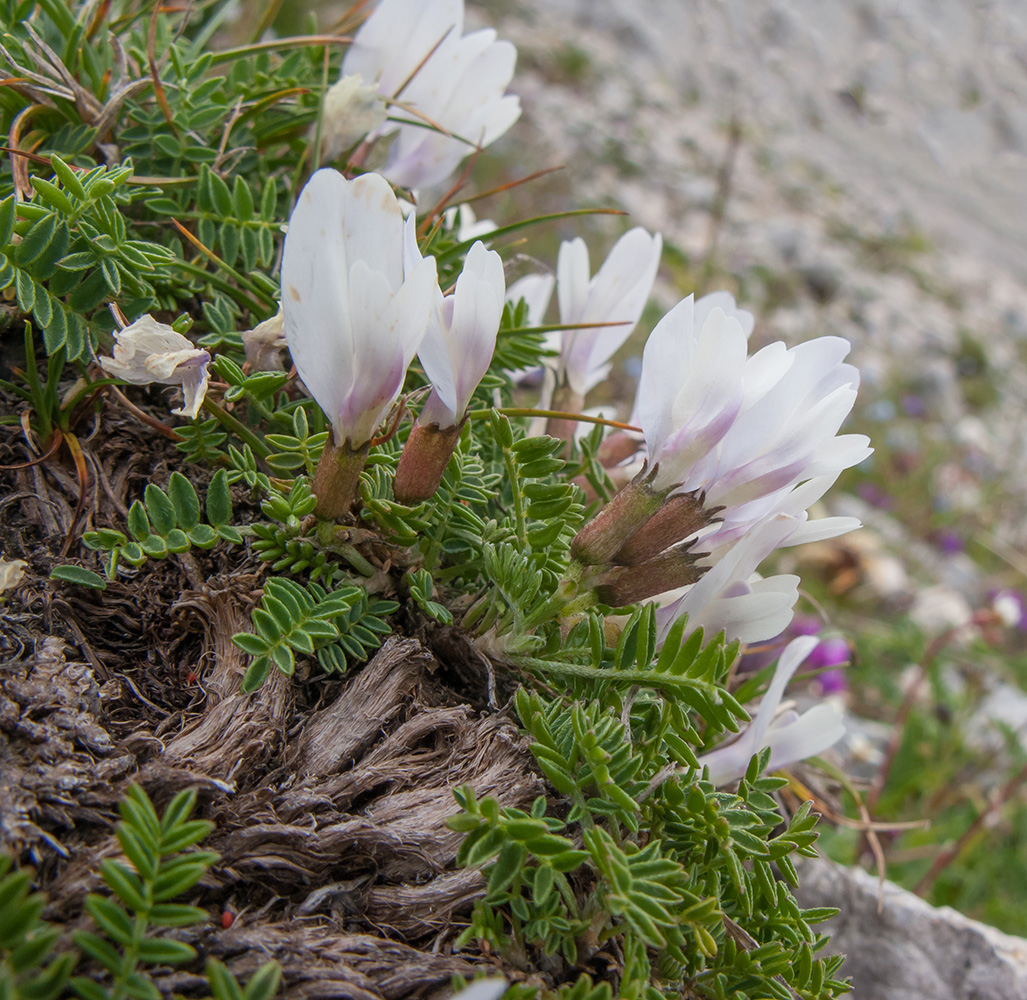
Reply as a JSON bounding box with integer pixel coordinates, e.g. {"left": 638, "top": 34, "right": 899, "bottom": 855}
{"left": 311, "top": 438, "right": 371, "bottom": 520}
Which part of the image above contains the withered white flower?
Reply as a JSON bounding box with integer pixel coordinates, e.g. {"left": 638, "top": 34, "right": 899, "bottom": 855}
{"left": 99, "top": 316, "right": 211, "bottom": 419}
{"left": 241, "top": 308, "right": 287, "bottom": 372}
{"left": 320, "top": 74, "right": 388, "bottom": 160}
{"left": 0, "top": 555, "right": 27, "bottom": 595}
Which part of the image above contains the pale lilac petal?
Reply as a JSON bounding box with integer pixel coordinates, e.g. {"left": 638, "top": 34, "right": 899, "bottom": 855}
{"left": 637, "top": 296, "right": 695, "bottom": 455}
{"left": 100, "top": 316, "right": 211, "bottom": 418}
{"left": 556, "top": 238, "right": 590, "bottom": 331}
{"left": 655, "top": 515, "right": 800, "bottom": 645}
{"left": 698, "top": 636, "right": 841, "bottom": 785}
{"left": 451, "top": 979, "right": 508, "bottom": 1000}
{"left": 418, "top": 240, "right": 504, "bottom": 424}
{"left": 750, "top": 636, "right": 820, "bottom": 747}
{"left": 172, "top": 357, "right": 211, "bottom": 420}
{"left": 380, "top": 26, "right": 520, "bottom": 189}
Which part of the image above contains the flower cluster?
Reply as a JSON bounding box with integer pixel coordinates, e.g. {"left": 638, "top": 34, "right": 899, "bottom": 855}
{"left": 95, "top": 0, "right": 864, "bottom": 787}
{"left": 276, "top": 167, "right": 505, "bottom": 515}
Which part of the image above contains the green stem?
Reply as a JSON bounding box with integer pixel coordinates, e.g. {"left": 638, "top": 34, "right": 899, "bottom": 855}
{"left": 173, "top": 260, "right": 269, "bottom": 315}
{"left": 466, "top": 406, "right": 641, "bottom": 433}
{"left": 513, "top": 654, "right": 699, "bottom": 692}
{"left": 23, "top": 324, "right": 53, "bottom": 442}
{"left": 201, "top": 397, "right": 271, "bottom": 459}
{"left": 502, "top": 442, "right": 527, "bottom": 546}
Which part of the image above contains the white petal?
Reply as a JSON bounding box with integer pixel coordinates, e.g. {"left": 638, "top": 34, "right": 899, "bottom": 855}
{"left": 695, "top": 290, "right": 754, "bottom": 339}
{"left": 561, "top": 228, "right": 661, "bottom": 394}
{"left": 418, "top": 241, "right": 503, "bottom": 423}
{"left": 637, "top": 295, "right": 694, "bottom": 457}
{"left": 765, "top": 703, "right": 847, "bottom": 772}
{"left": 281, "top": 168, "right": 438, "bottom": 446}
{"left": 749, "top": 635, "right": 819, "bottom": 748}
{"left": 506, "top": 273, "right": 554, "bottom": 325}
{"left": 556, "top": 237, "right": 591, "bottom": 328}
{"left": 342, "top": 0, "right": 462, "bottom": 102}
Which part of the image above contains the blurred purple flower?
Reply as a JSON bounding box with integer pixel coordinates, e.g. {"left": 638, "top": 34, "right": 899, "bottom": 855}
{"left": 934, "top": 529, "right": 963, "bottom": 554}
{"left": 857, "top": 482, "right": 894, "bottom": 510}
{"left": 816, "top": 669, "right": 849, "bottom": 696}
{"left": 901, "top": 393, "right": 926, "bottom": 417}
{"left": 807, "top": 635, "right": 851, "bottom": 669}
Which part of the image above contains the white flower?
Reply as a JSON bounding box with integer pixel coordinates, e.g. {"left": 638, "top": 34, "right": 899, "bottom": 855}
{"left": 697, "top": 636, "right": 846, "bottom": 786}
{"left": 342, "top": 0, "right": 520, "bottom": 190}
{"left": 280, "top": 168, "right": 439, "bottom": 448}
{"left": 636, "top": 296, "right": 870, "bottom": 557}
{"left": 320, "top": 74, "right": 388, "bottom": 159}
{"left": 99, "top": 315, "right": 210, "bottom": 419}
{"left": 342, "top": 0, "right": 463, "bottom": 119}
{"left": 556, "top": 228, "right": 662, "bottom": 396}
{"left": 417, "top": 240, "right": 505, "bottom": 428}
{"left": 636, "top": 295, "right": 749, "bottom": 489}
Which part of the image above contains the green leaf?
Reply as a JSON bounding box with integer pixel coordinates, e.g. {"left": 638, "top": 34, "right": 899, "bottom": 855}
{"left": 144, "top": 483, "right": 176, "bottom": 534}
{"left": 241, "top": 961, "right": 282, "bottom": 1000}
{"left": 15, "top": 266, "right": 36, "bottom": 311}
{"left": 30, "top": 177, "right": 74, "bottom": 214}
{"left": 99, "top": 860, "right": 146, "bottom": 911}
{"left": 19, "top": 953, "right": 74, "bottom": 1000}
{"left": 241, "top": 656, "right": 272, "bottom": 693}
{"left": 84, "top": 895, "right": 134, "bottom": 946}
{"left": 71, "top": 975, "right": 113, "bottom": 1000}
{"left": 16, "top": 214, "right": 58, "bottom": 265}
{"left": 140, "top": 535, "right": 168, "bottom": 559}
{"left": 116, "top": 826, "right": 156, "bottom": 880}
{"left": 0, "top": 196, "right": 16, "bottom": 246}
{"left": 49, "top": 565, "right": 106, "bottom": 590}
{"left": 51, "top": 155, "right": 86, "bottom": 199}
{"left": 233, "top": 632, "right": 270, "bottom": 655}
{"left": 135, "top": 938, "right": 196, "bottom": 964}
{"left": 188, "top": 523, "right": 218, "bottom": 548}
{"left": 167, "top": 473, "right": 200, "bottom": 529}
{"left": 71, "top": 930, "right": 123, "bottom": 976}
{"left": 206, "top": 960, "right": 244, "bottom": 1000}
{"left": 206, "top": 469, "right": 232, "bottom": 525}
{"left": 127, "top": 501, "right": 151, "bottom": 541}
{"left": 209, "top": 172, "right": 233, "bottom": 216}
{"left": 147, "top": 903, "right": 209, "bottom": 927}
{"left": 156, "top": 819, "right": 215, "bottom": 855}
{"left": 122, "top": 971, "right": 160, "bottom": 1000}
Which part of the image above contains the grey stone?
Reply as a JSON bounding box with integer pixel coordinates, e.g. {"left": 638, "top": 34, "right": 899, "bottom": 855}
{"left": 795, "top": 859, "right": 1027, "bottom": 1000}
